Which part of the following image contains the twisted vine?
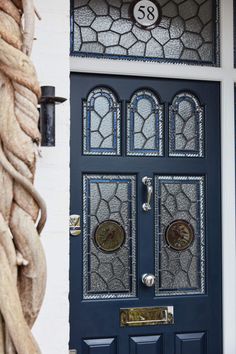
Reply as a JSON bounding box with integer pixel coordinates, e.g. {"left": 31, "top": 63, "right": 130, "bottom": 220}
{"left": 0, "top": 1, "right": 47, "bottom": 353}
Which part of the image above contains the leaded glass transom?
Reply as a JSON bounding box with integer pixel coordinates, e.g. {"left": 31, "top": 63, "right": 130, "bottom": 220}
{"left": 155, "top": 176, "right": 205, "bottom": 296}
{"left": 83, "top": 175, "right": 136, "bottom": 299}
{"left": 83, "top": 87, "right": 121, "bottom": 155}
{"left": 127, "top": 90, "right": 164, "bottom": 156}
{"left": 71, "top": 0, "right": 220, "bottom": 66}
{"left": 169, "top": 92, "right": 204, "bottom": 157}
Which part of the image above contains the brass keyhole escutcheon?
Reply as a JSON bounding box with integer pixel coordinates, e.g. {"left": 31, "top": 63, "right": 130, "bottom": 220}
{"left": 165, "top": 220, "right": 194, "bottom": 251}
{"left": 70, "top": 214, "right": 81, "bottom": 236}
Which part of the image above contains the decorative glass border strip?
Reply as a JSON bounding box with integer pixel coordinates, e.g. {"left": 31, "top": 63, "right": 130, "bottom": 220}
{"left": 83, "top": 87, "right": 121, "bottom": 156}
{"left": 127, "top": 90, "right": 164, "bottom": 156}
{"left": 154, "top": 175, "right": 205, "bottom": 296}
{"left": 169, "top": 92, "right": 204, "bottom": 157}
{"left": 70, "top": 0, "right": 220, "bottom": 67}
{"left": 83, "top": 174, "right": 137, "bottom": 299}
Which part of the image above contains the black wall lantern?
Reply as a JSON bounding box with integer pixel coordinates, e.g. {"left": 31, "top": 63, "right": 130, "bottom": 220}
{"left": 39, "top": 86, "right": 67, "bottom": 147}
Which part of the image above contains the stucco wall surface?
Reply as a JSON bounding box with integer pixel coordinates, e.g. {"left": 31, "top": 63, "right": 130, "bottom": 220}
{"left": 31, "top": 1, "right": 70, "bottom": 353}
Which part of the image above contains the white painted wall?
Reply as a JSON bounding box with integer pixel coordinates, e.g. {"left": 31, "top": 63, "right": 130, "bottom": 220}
{"left": 32, "top": 1, "right": 70, "bottom": 353}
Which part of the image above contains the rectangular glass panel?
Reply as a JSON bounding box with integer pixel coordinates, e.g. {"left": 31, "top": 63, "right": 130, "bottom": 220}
{"left": 83, "top": 175, "right": 136, "bottom": 299}
{"left": 71, "top": 0, "right": 220, "bottom": 66}
{"left": 155, "top": 176, "right": 205, "bottom": 296}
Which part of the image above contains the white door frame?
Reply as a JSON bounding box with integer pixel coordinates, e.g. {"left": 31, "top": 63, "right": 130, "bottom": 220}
{"left": 70, "top": 1, "right": 236, "bottom": 352}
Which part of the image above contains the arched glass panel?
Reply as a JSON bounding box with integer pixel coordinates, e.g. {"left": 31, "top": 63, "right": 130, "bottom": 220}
{"left": 169, "top": 92, "right": 204, "bottom": 157}
{"left": 83, "top": 87, "right": 121, "bottom": 155}
{"left": 127, "top": 90, "right": 164, "bottom": 156}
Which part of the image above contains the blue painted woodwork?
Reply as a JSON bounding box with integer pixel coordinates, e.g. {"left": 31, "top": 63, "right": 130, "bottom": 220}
{"left": 176, "top": 333, "right": 206, "bottom": 354}
{"left": 83, "top": 338, "right": 116, "bottom": 354}
{"left": 130, "top": 335, "right": 162, "bottom": 354}
{"left": 70, "top": 73, "right": 222, "bottom": 354}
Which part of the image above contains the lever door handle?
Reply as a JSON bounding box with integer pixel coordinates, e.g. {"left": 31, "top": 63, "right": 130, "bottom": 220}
{"left": 142, "top": 176, "right": 153, "bottom": 212}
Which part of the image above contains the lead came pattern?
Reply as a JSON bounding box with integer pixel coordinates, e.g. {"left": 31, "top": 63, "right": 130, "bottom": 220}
{"left": 83, "top": 88, "right": 121, "bottom": 155}
{"left": 169, "top": 92, "right": 204, "bottom": 157}
{"left": 127, "top": 90, "right": 164, "bottom": 156}
{"left": 83, "top": 175, "right": 136, "bottom": 299}
{"left": 155, "top": 176, "right": 205, "bottom": 296}
{"left": 72, "top": 0, "right": 219, "bottom": 66}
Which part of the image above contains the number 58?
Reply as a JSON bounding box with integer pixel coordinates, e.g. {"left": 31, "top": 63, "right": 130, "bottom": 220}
{"left": 132, "top": 0, "right": 160, "bottom": 28}
{"left": 137, "top": 5, "right": 156, "bottom": 21}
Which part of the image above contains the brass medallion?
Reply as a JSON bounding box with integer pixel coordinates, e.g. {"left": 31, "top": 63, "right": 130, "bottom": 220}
{"left": 165, "top": 220, "right": 194, "bottom": 251}
{"left": 94, "top": 220, "right": 125, "bottom": 253}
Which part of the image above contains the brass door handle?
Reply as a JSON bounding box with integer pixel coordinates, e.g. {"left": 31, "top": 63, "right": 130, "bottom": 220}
{"left": 142, "top": 176, "right": 153, "bottom": 211}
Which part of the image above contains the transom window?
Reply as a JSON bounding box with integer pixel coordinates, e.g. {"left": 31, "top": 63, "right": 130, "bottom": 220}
{"left": 71, "top": 0, "right": 220, "bottom": 66}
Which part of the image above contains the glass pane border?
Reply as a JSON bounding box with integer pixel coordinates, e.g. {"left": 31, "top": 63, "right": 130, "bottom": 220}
{"left": 70, "top": 0, "right": 220, "bottom": 67}
{"left": 83, "top": 87, "right": 121, "bottom": 156}
{"left": 154, "top": 175, "right": 206, "bottom": 297}
{"left": 82, "top": 174, "right": 137, "bottom": 300}
{"left": 127, "top": 89, "right": 164, "bottom": 156}
{"left": 169, "top": 92, "right": 204, "bottom": 157}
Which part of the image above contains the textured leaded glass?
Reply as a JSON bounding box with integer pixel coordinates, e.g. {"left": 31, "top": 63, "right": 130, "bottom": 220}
{"left": 127, "top": 90, "right": 164, "bottom": 156}
{"left": 71, "top": 0, "right": 220, "bottom": 66}
{"left": 83, "top": 175, "right": 136, "bottom": 299}
{"left": 83, "top": 87, "right": 121, "bottom": 155}
{"left": 169, "top": 92, "right": 204, "bottom": 157}
{"left": 155, "top": 176, "right": 205, "bottom": 296}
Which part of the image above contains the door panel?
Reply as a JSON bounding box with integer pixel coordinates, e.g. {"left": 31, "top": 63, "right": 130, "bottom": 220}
{"left": 83, "top": 174, "right": 136, "bottom": 298}
{"left": 130, "top": 335, "right": 162, "bottom": 354}
{"left": 175, "top": 333, "right": 206, "bottom": 354}
{"left": 82, "top": 338, "right": 116, "bottom": 354}
{"left": 154, "top": 175, "right": 205, "bottom": 296}
{"left": 70, "top": 73, "right": 222, "bottom": 354}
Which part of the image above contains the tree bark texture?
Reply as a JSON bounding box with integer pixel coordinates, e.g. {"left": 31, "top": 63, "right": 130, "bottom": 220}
{"left": 0, "top": 1, "right": 47, "bottom": 353}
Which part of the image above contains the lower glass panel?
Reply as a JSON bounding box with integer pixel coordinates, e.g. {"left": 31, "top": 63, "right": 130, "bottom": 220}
{"left": 83, "top": 174, "right": 136, "bottom": 299}
{"left": 154, "top": 176, "right": 205, "bottom": 296}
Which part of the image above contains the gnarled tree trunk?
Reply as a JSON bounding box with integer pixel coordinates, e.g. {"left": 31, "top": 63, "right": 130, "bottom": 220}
{"left": 0, "top": 1, "right": 47, "bottom": 353}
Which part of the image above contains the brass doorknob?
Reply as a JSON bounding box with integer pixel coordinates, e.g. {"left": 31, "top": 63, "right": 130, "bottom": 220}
{"left": 142, "top": 273, "right": 156, "bottom": 287}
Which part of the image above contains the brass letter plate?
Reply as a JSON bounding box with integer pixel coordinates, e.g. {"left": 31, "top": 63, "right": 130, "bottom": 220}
{"left": 120, "top": 306, "right": 174, "bottom": 327}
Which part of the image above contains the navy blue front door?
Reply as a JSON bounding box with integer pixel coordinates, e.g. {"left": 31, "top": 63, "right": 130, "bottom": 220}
{"left": 70, "top": 73, "right": 222, "bottom": 354}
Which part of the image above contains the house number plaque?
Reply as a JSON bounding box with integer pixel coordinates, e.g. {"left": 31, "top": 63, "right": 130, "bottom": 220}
{"left": 131, "top": 0, "right": 161, "bottom": 29}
